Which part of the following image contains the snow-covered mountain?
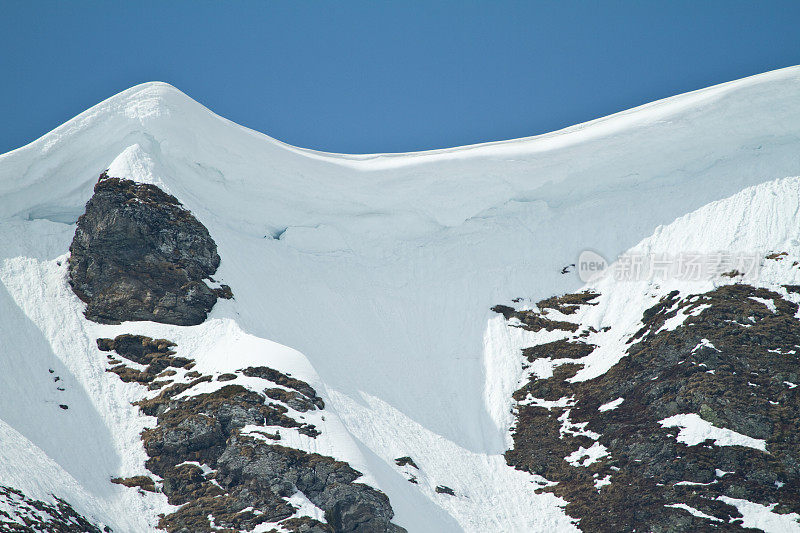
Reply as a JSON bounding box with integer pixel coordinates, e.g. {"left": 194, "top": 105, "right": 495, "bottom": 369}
{"left": 490, "top": 175, "right": 800, "bottom": 531}
{"left": 0, "top": 66, "right": 799, "bottom": 532}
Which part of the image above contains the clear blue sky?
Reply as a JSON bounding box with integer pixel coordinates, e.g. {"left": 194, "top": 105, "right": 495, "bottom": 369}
{"left": 2, "top": 1, "right": 799, "bottom": 154}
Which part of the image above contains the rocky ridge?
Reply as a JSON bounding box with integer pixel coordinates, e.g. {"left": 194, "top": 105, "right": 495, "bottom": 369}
{"left": 98, "top": 334, "right": 401, "bottom": 533}
{"left": 67, "top": 174, "right": 404, "bottom": 533}
{"left": 493, "top": 256, "right": 800, "bottom": 532}
{"left": 0, "top": 485, "right": 106, "bottom": 533}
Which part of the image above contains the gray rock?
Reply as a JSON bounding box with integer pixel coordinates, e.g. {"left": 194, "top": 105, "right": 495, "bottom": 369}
{"left": 499, "top": 284, "right": 800, "bottom": 532}
{"left": 217, "top": 438, "right": 404, "bottom": 533}
{"left": 0, "top": 485, "right": 106, "bottom": 532}
{"left": 69, "top": 174, "right": 229, "bottom": 325}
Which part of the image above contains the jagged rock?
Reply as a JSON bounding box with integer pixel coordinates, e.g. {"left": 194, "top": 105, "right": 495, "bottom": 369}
{"left": 242, "top": 366, "right": 325, "bottom": 410}
{"left": 218, "top": 439, "right": 403, "bottom": 533}
{"left": 490, "top": 304, "right": 579, "bottom": 332}
{"left": 281, "top": 516, "right": 333, "bottom": 533}
{"left": 498, "top": 285, "right": 800, "bottom": 532}
{"left": 98, "top": 335, "right": 402, "bottom": 533}
{"left": 69, "top": 174, "right": 230, "bottom": 325}
{"left": 393, "top": 456, "right": 418, "bottom": 469}
{"left": 97, "top": 334, "right": 191, "bottom": 384}
{"left": 0, "top": 485, "right": 107, "bottom": 532}
{"left": 141, "top": 382, "right": 401, "bottom": 532}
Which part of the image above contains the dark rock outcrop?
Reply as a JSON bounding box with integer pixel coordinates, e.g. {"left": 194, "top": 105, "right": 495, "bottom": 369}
{"left": 73, "top": 176, "right": 403, "bottom": 532}
{"left": 393, "top": 457, "right": 418, "bottom": 469}
{"left": 97, "top": 334, "right": 192, "bottom": 387}
{"left": 69, "top": 174, "right": 231, "bottom": 325}
{"left": 98, "top": 335, "right": 404, "bottom": 533}
{"left": 216, "top": 439, "right": 401, "bottom": 533}
{"left": 497, "top": 284, "right": 800, "bottom": 532}
{"left": 110, "top": 475, "right": 156, "bottom": 492}
{"left": 0, "top": 485, "right": 107, "bottom": 532}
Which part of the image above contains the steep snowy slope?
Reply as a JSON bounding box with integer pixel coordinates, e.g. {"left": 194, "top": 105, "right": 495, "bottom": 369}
{"left": 488, "top": 176, "right": 800, "bottom": 531}
{"left": 0, "top": 66, "right": 799, "bottom": 531}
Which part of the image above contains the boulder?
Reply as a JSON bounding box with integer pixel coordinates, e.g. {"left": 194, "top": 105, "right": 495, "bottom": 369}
{"left": 69, "top": 173, "right": 230, "bottom": 325}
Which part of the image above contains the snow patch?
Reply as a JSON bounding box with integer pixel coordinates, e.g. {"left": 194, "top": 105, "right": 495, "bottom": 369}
{"left": 665, "top": 503, "right": 722, "bottom": 522}
{"left": 565, "top": 442, "right": 608, "bottom": 467}
{"left": 718, "top": 496, "right": 800, "bottom": 532}
{"left": 286, "top": 490, "right": 327, "bottom": 523}
{"left": 659, "top": 414, "right": 767, "bottom": 451}
{"left": 598, "top": 397, "right": 624, "bottom": 412}
{"left": 749, "top": 296, "right": 778, "bottom": 313}
{"left": 692, "top": 338, "right": 720, "bottom": 353}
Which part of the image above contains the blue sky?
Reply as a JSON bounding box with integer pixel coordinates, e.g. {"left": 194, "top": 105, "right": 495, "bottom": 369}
{"left": 2, "top": 1, "right": 799, "bottom": 154}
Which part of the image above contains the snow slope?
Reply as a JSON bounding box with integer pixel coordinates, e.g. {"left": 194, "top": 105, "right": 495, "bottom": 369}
{"left": 0, "top": 66, "right": 799, "bottom": 531}
{"left": 487, "top": 173, "right": 800, "bottom": 422}
{"left": 486, "top": 175, "right": 800, "bottom": 531}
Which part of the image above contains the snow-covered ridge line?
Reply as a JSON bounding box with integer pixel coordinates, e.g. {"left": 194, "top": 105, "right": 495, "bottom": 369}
{"left": 282, "top": 64, "right": 800, "bottom": 168}
{"left": 4, "top": 66, "right": 799, "bottom": 169}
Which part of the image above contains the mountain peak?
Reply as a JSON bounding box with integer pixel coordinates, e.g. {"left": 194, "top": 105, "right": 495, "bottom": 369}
{"left": 111, "top": 81, "right": 181, "bottom": 122}
{"left": 2, "top": 68, "right": 800, "bottom": 531}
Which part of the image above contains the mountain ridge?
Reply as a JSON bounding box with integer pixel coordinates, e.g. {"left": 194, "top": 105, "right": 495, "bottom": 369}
{"left": 1, "top": 67, "right": 800, "bottom": 531}
{"left": 489, "top": 175, "right": 800, "bottom": 531}
{"left": 6, "top": 64, "right": 800, "bottom": 164}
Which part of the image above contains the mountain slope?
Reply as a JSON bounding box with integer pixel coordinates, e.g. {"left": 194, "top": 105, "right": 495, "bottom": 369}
{"left": 489, "top": 176, "right": 800, "bottom": 531}
{"left": 0, "top": 66, "right": 799, "bottom": 531}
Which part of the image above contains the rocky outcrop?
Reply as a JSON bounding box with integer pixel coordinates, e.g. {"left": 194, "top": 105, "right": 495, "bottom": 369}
{"left": 68, "top": 173, "right": 231, "bottom": 325}
{"left": 98, "top": 335, "right": 405, "bottom": 533}
{"left": 0, "top": 485, "right": 106, "bottom": 532}
{"left": 496, "top": 284, "right": 800, "bottom": 532}
{"left": 71, "top": 176, "right": 403, "bottom": 532}
{"left": 98, "top": 334, "right": 192, "bottom": 387}
{"left": 216, "top": 439, "right": 400, "bottom": 533}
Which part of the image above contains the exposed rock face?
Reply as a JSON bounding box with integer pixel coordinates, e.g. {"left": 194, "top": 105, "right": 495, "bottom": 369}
{"left": 98, "top": 335, "right": 405, "bottom": 533}
{"left": 69, "top": 174, "right": 230, "bottom": 325}
{"left": 496, "top": 285, "right": 800, "bottom": 532}
{"left": 0, "top": 485, "right": 106, "bottom": 532}
{"left": 216, "top": 439, "right": 400, "bottom": 533}
{"left": 72, "top": 177, "right": 403, "bottom": 532}
{"left": 98, "top": 334, "right": 191, "bottom": 387}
